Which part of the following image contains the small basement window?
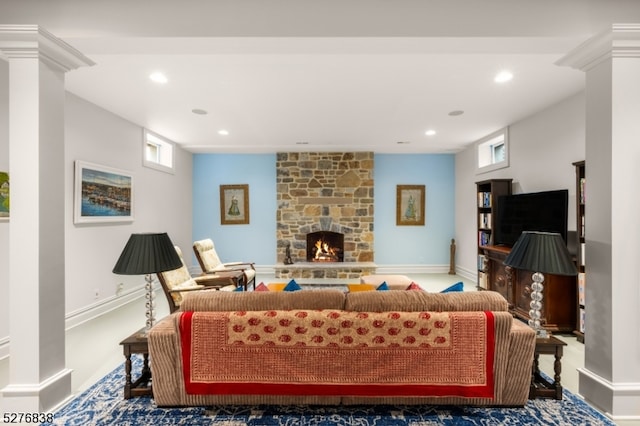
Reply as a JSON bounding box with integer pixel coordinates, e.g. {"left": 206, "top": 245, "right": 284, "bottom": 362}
{"left": 143, "top": 129, "right": 175, "bottom": 173}
{"left": 476, "top": 127, "right": 509, "bottom": 174}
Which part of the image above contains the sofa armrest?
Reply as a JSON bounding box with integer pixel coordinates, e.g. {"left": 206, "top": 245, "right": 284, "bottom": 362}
{"left": 149, "top": 315, "right": 184, "bottom": 406}
{"left": 502, "top": 319, "right": 536, "bottom": 405}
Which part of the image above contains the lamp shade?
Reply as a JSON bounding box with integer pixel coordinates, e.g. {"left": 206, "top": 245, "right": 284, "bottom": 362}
{"left": 503, "top": 231, "right": 578, "bottom": 276}
{"left": 113, "top": 232, "right": 182, "bottom": 275}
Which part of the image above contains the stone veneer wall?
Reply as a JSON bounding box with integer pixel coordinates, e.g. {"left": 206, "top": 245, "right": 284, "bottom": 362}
{"left": 276, "top": 152, "right": 374, "bottom": 277}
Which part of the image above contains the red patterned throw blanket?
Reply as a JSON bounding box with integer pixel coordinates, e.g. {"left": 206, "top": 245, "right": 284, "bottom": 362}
{"left": 180, "top": 310, "right": 495, "bottom": 398}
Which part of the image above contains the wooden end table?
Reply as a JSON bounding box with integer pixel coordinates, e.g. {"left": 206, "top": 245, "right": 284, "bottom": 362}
{"left": 530, "top": 335, "right": 567, "bottom": 400}
{"left": 119, "top": 328, "right": 152, "bottom": 399}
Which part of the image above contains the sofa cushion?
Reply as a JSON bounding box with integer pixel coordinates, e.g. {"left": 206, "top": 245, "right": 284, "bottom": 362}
{"left": 440, "top": 282, "right": 464, "bottom": 293}
{"left": 347, "top": 284, "right": 376, "bottom": 292}
{"left": 345, "top": 290, "right": 509, "bottom": 312}
{"left": 180, "top": 289, "right": 346, "bottom": 311}
{"left": 376, "top": 282, "right": 389, "bottom": 291}
{"left": 283, "top": 279, "right": 303, "bottom": 292}
{"left": 406, "top": 282, "right": 423, "bottom": 291}
{"left": 254, "top": 282, "right": 270, "bottom": 292}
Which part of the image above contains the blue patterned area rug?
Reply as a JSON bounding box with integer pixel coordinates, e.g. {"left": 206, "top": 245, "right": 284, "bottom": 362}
{"left": 42, "top": 356, "right": 615, "bottom": 426}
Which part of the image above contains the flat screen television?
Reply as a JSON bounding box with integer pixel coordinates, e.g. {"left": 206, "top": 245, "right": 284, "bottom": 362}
{"left": 493, "top": 189, "right": 569, "bottom": 247}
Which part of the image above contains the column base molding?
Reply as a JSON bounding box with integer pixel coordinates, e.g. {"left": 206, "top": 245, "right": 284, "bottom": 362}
{"left": 1, "top": 368, "right": 73, "bottom": 412}
{"left": 578, "top": 367, "right": 640, "bottom": 421}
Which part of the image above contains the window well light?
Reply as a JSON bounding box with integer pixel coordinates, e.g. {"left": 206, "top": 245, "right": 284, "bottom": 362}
{"left": 149, "top": 72, "right": 168, "bottom": 84}
{"left": 494, "top": 70, "right": 513, "bottom": 83}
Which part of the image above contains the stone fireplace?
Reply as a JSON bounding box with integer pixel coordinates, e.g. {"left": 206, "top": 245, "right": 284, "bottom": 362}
{"left": 275, "top": 152, "right": 375, "bottom": 279}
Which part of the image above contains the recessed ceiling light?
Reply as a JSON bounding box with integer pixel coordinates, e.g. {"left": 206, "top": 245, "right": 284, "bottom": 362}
{"left": 149, "top": 72, "right": 168, "bottom": 84}
{"left": 494, "top": 70, "right": 513, "bottom": 83}
{"left": 192, "top": 108, "right": 207, "bottom": 115}
{"left": 448, "top": 110, "right": 464, "bottom": 116}
{"left": 425, "top": 129, "right": 437, "bottom": 136}
{"left": 218, "top": 129, "right": 229, "bottom": 136}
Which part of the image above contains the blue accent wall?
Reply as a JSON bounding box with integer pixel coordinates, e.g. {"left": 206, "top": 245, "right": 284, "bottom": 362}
{"left": 193, "top": 153, "right": 454, "bottom": 267}
{"left": 373, "top": 154, "right": 455, "bottom": 265}
{"left": 193, "top": 154, "right": 277, "bottom": 265}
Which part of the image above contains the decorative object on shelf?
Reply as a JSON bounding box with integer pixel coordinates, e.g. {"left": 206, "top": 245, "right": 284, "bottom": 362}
{"left": 220, "top": 184, "right": 249, "bottom": 225}
{"left": 284, "top": 241, "right": 294, "bottom": 265}
{"left": 396, "top": 184, "right": 425, "bottom": 226}
{"left": 503, "top": 231, "right": 578, "bottom": 338}
{"left": 113, "top": 232, "right": 182, "bottom": 334}
{"left": 74, "top": 160, "right": 133, "bottom": 224}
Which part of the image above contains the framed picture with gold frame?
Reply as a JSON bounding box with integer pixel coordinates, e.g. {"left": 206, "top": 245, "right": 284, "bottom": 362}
{"left": 396, "top": 184, "right": 425, "bottom": 226}
{"left": 0, "top": 171, "right": 9, "bottom": 221}
{"left": 220, "top": 184, "right": 249, "bottom": 225}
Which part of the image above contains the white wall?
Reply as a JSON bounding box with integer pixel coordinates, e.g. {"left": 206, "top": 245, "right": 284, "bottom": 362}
{"left": 64, "top": 93, "right": 193, "bottom": 315}
{"left": 0, "top": 90, "right": 193, "bottom": 361}
{"left": 455, "top": 91, "right": 586, "bottom": 279}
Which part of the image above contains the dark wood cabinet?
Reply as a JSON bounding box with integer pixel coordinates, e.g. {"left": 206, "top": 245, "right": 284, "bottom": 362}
{"left": 480, "top": 245, "right": 513, "bottom": 304}
{"left": 480, "top": 245, "right": 577, "bottom": 333}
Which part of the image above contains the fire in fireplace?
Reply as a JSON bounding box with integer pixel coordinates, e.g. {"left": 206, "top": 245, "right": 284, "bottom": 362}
{"left": 306, "top": 231, "right": 344, "bottom": 262}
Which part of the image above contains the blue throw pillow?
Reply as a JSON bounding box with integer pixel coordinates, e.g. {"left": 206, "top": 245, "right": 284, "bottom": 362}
{"left": 283, "top": 279, "right": 302, "bottom": 292}
{"left": 233, "top": 285, "right": 244, "bottom": 292}
{"left": 440, "top": 281, "right": 464, "bottom": 293}
{"left": 376, "top": 282, "right": 389, "bottom": 291}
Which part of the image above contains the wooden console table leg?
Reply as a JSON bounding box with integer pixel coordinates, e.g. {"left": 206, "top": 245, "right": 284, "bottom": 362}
{"left": 123, "top": 351, "right": 132, "bottom": 399}
{"left": 553, "top": 346, "right": 564, "bottom": 400}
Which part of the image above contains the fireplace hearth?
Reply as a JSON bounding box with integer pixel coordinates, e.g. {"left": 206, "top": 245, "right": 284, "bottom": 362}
{"left": 307, "top": 231, "right": 344, "bottom": 262}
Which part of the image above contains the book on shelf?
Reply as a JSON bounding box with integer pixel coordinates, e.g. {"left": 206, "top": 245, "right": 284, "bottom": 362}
{"left": 477, "top": 254, "right": 487, "bottom": 271}
{"left": 478, "top": 231, "right": 491, "bottom": 246}
{"left": 478, "top": 213, "right": 492, "bottom": 229}
{"left": 579, "top": 177, "right": 586, "bottom": 204}
{"left": 478, "top": 271, "right": 488, "bottom": 290}
{"left": 578, "top": 272, "right": 586, "bottom": 306}
{"left": 579, "top": 308, "right": 586, "bottom": 333}
{"left": 477, "top": 192, "right": 492, "bottom": 208}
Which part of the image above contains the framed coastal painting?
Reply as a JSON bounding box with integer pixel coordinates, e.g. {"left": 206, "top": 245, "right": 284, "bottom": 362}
{"left": 220, "top": 184, "right": 249, "bottom": 225}
{"left": 396, "top": 184, "right": 425, "bottom": 226}
{"left": 74, "top": 161, "right": 134, "bottom": 224}
{"left": 0, "top": 171, "right": 8, "bottom": 221}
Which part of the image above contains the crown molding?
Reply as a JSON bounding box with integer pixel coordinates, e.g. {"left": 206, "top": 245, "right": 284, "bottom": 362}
{"left": 0, "top": 25, "right": 94, "bottom": 72}
{"left": 557, "top": 24, "right": 640, "bottom": 71}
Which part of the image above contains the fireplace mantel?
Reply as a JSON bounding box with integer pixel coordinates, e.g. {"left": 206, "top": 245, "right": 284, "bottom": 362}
{"left": 274, "top": 262, "right": 377, "bottom": 280}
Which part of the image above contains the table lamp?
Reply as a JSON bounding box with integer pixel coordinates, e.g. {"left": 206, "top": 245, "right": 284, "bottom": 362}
{"left": 113, "top": 232, "right": 183, "bottom": 333}
{"left": 503, "top": 231, "right": 578, "bottom": 338}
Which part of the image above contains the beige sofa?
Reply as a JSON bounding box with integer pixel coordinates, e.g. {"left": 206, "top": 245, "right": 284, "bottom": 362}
{"left": 149, "top": 290, "right": 535, "bottom": 407}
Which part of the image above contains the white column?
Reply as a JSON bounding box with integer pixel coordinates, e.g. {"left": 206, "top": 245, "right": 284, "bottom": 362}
{"left": 0, "top": 25, "right": 93, "bottom": 412}
{"left": 558, "top": 24, "right": 640, "bottom": 421}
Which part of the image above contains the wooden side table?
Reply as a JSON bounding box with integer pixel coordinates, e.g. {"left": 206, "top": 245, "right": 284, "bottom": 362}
{"left": 119, "top": 328, "right": 152, "bottom": 399}
{"left": 530, "top": 335, "right": 567, "bottom": 400}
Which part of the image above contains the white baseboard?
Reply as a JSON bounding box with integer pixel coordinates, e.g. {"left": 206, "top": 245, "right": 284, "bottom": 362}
{"left": 64, "top": 284, "right": 148, "bottom": 331}
{"left": 0, "top": 285, "right": 148, "bottom": 361}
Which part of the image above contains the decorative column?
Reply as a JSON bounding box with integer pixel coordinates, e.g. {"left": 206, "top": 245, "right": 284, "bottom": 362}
{"left": 558, "top": 24, "right": 640, "bottom": 421}
{"left": 0, "top": 25, "right": 93, "bottom": 412}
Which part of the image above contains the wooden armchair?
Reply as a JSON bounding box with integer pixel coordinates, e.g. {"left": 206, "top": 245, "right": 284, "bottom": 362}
{"left": 193, "top": 238, "right": 256, "bottom": 290}
{"left": 156, "top": 245, "right": 237, "bottom": 312}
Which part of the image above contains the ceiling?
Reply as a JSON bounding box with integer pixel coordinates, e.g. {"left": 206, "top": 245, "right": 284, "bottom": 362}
{"left": 3, "top": 0, "right": 640, "bottom": 154}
